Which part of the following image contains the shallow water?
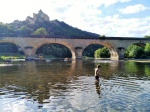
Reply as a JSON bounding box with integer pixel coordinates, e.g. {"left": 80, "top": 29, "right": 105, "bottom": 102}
{"left": 0, "top": 59, "right": 150, "bottom": 112}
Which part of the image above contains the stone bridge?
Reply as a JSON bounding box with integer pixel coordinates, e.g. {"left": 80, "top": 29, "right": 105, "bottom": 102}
{"left": 0, "top": 37, "right": 150, "bottom": 60}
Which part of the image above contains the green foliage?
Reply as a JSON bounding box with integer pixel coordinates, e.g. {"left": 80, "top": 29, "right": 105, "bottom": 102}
{"left": 145, "top": 64, "right": 150, "bottom": 76}
{"left": 94, "top": 49, "right": 101, "bottom": 58}
{"left": 0, "top": 22, "right": 14, "bottom": 37}
{"left": 125, "top": 44, "right": 145, "bottom": 58}
{"left": 83, "top": 44, "right": 103, "bottom": 57}
{"left": 33, "top": 27, "right": 48, "bottom": 37}
{"left": 99, "top": 35, "right": 106, "bottom": 39}
{"left": 144, "top": 43, "right": 150, "bottom": 56}
{"left": 0, "top": 55, "right": 24, "bottom": 60}
{"left": 36, "top": 44, "right": 72, "bottom": 58}
{"left": 0, "top": 42, "right": 25, "bottom": 59}
{"left": 94, "top": 47, "right": 110, "bottom": 58}
{"left": 17, "top": 26, "right": 33, "bottom": 37}
{"left": 125, "top": 61, "right": 138, "bottom": 74}
{"left": 0, "top": 42, "right": 18, "bottom": 53}
{"left": 0, "top": 19, "right": 99, "bottom": 38}
{"left": 144, "top": 35, "right": 150, "bottom": 38}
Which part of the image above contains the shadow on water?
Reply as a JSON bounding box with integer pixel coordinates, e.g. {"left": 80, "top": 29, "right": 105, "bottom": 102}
{"left": 0, "top": 59, "right": 150, "bottom": 111}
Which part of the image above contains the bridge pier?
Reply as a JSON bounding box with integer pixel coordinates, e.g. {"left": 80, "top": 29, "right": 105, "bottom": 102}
{"left": 24, "top": 46, "right": 35, "bottom": 60}
{"left": 118, "top": 47, "right": 125, "bottom": 59}
{"left": 109, "top": 48, "right": 119, "bottom": 60}
{"left": 110, "top": 54, "right": 119, "bottom": 60}
{"left": 74, "top": 47, "right": 83, "bottom": 59}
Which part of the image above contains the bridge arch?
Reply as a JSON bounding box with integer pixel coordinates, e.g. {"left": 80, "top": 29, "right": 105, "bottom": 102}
{"left": 82, "top": 44, "right": 103, "bottom": 57}
{"left": 34, "top": 42, "right": 76, "bottom": 59}
{"left": 35, "top": 43, "right": 72, "bottom": 58}
{"left": 0, "top": 42, "right": 25, "bottom": 55}
{"left": 83, "top": 41, "right": 119, "bottom": 60}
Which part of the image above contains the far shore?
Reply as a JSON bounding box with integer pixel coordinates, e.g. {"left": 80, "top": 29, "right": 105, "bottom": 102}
{"left": 1, "top": 56, "right": 150, "bottom": 63}
{"left": 126, "top": 59, "right": 150, "bottom": 63}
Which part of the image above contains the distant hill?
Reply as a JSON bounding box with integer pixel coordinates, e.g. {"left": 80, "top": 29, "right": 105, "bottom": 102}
{"left": 0, "top": 10, "right": 100, "bottom": 38}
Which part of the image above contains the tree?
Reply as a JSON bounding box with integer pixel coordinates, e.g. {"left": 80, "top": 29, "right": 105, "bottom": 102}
{"left": 0, "top": 43, "right": 18, "bottom": 53}
{"left": 94, "top": 47, "right": 110, "bottom": 58}
{"left": 17, "top": 26, "right": 33, "bottom": 37}
{"left": 94, "top": 49, "right": 101, "bottom": 58}
{"left": 144, "top": 35, "right": 150, "bottom": 38}
{"left": 36, "top": 44, "right": 72, "bottom": 58}
{"left": 99, "top": 35, "right": 106, "bottom": 39}
{"left": 83, "top": 44, "right": 103, "bottom": 57}
{"left": 145, "top": 43, "right": 150, "bottom": 56}
{"left": 0, "top": 23, "right": 14, "bottom": 37}
{"left": 33, "top": 27, "right": 48, "bottom": 37}
{"left": 125, "top": 44, "right": 144, "bottom": 58}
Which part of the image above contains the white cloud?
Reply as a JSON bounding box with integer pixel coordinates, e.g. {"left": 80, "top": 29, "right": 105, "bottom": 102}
{"left": 103, "top": 0, "right": 131, "bottom": 7}
{"left": 119, "top": 4, "right": 150, "bottom": 14}
{"left": 81, "top": 14, "right": 150, "bottom": 37}
{"left": 120, "top": 0, "right": 132, "bottom": 2}
{"left": 0, "top": 0, "right": 130, "bottom": 23}
{"left": 105, "top": 17, "right": 150, "bottom": 37}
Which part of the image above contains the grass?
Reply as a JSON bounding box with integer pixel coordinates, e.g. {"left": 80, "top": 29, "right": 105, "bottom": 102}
{"left": 0, "top": 53, "right": 25, "bottom": 60}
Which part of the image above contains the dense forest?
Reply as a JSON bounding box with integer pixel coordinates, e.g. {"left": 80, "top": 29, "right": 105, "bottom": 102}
{"left": 94, "top": 44, "right": 150, "bottom": 59}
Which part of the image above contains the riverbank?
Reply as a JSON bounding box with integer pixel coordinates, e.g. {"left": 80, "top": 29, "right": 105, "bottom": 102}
{"left": 126, "top": 59, "right": 150, "bottom": 63}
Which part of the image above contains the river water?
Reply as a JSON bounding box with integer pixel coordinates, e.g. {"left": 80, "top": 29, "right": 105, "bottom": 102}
{"left": 0, "top": 59, "right": 150, "bottom": 112}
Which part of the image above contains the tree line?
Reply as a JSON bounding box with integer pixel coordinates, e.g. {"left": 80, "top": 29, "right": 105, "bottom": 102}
{"left": 0, "top": 22, "right": 51, "bottom": 37}
{"left": 94, "top": 43, "right": 150, "bottom": 59}
{"left": 124, "top": 43, "right": 150, "bottom": 58}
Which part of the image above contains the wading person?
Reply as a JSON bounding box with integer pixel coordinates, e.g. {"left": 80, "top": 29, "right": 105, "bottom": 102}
{"left": 95, "top": 65, "right": 101, "bottom": 81}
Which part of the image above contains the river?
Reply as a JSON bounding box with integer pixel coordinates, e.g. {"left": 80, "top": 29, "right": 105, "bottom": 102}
{"left": 0, "top": 59, "right": 150, "bottom": 112}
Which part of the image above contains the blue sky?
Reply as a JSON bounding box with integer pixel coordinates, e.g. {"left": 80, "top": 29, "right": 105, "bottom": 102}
{"left": 0, "top": 0, "right": 150, "bottom": 37}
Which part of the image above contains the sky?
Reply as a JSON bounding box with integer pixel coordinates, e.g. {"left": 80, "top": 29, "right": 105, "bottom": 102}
{"left": 0, "top": 0, "right": 150, "bottom": 37}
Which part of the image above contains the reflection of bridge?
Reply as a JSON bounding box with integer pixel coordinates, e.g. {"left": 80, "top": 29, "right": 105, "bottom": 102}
{"left": 0, "top": 37, "right": 150, "bottom": 60}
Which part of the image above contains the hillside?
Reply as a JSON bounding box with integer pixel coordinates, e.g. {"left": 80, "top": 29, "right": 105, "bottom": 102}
{"left": 0, "top": 10, "right": 100, "bottom": 38}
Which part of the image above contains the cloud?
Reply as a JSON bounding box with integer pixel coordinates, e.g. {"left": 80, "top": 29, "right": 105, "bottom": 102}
{"left": 84, "top": 14, "right": 150, "bottom": 37}
{"left": 120, "top": 0, "right": 131, "bottom": 2}
{"left": 0, "top": 0, "right": 131, "bottom": 22}
{"left": 103, "top": 0, "right": 131, "bottom": 7}
{"left": 108, "top": 17, "right": 150, "bottom": 37}
{"left": 119, "top": 4, "right": 150, "bottom": 14}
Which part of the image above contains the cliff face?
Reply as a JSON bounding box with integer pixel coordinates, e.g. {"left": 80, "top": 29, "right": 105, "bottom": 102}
{"left": 26, "top": 10, "right": 50, "bottom": 24}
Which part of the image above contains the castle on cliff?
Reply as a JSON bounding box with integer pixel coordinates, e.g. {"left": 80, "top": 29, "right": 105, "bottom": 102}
{"left": 26, "top": 10, "right": 50, "bottom": 24}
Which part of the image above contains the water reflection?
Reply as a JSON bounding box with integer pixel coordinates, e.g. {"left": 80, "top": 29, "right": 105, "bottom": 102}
{"left": 0, "top": 59, "right": 150, "bottom": 111}
{"left": 95, "top": 80, "right": 101, "bottom": 98}
{"left": 144, "top": 64, "right": 150, "bottom": 77}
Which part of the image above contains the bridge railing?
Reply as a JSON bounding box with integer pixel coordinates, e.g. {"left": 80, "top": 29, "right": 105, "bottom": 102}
{"left": 1, "top": 36, "right": 150, "bottom": 40}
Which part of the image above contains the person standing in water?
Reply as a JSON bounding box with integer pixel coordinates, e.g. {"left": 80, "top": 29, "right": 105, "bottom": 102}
{"left": 95, "top": 65, "right": 101, "bottom": 98}
{"left": 95, "top": 65, "right": 101, "bottom": 81}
